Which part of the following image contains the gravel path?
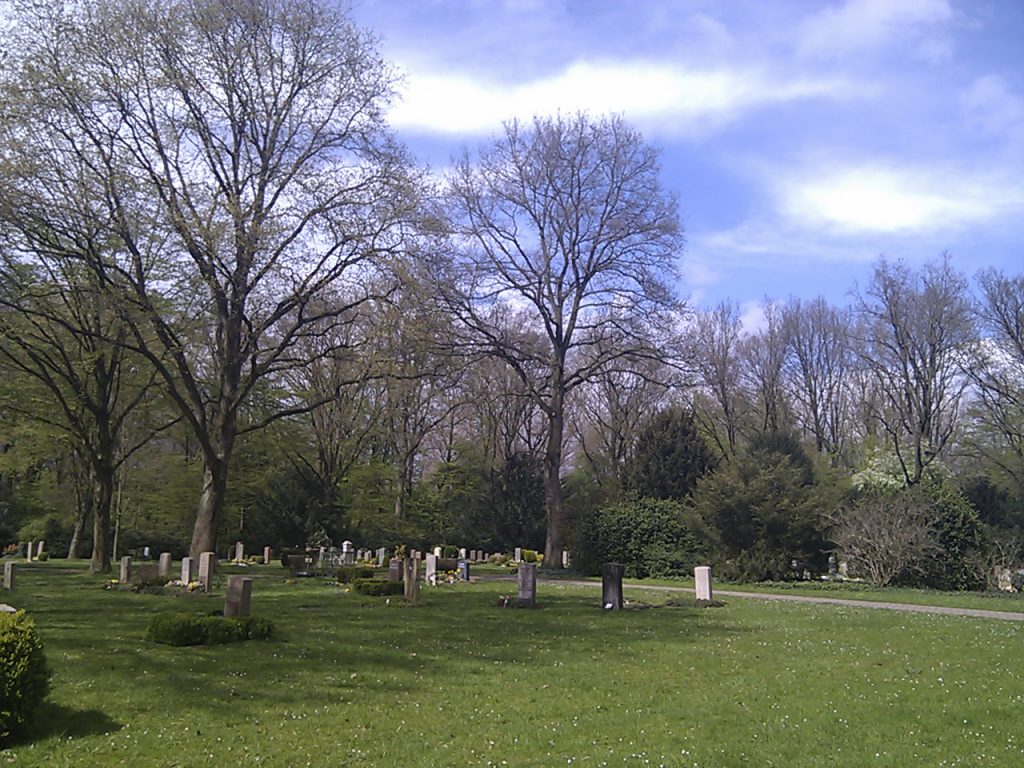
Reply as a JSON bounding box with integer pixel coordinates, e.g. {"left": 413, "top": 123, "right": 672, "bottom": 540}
{"left": 483, "top": 575, "right": 1024, "bottom": 622}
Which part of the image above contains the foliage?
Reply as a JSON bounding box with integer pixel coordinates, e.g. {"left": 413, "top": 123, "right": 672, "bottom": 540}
{"left": 689, "top": 433, "right": 837, "bottom": 580}
{"left": 521, "top": 549, "right": 539, "bottom": 563}
{"left": 353, "top": 579, "right": 404, "bottom": 596}
{"left": 624, "top": 407, "right": 717, "bottom": 500}
{"left": 907, "top": 477, "right": 985, "bottom": 591}
{"left": 0, "top": 610, "right": 51, "bottom": 739}
{"left": 574, "top": 496, "right": 701, "bottom": 579}
{"left": 334, "top": 566, "right": 377, "bottom": 584}
{"left": 146, "top": 614, "right": 274, "bottom": 646}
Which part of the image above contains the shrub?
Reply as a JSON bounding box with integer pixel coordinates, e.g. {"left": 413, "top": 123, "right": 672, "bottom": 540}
{"left": 574, "top": 497, "right": 701, "bottom": 579}
{"left": 353, "top": 579, "right": 403, "bottom": 596}
{"left": 335, "top": 565, "right": 376, "bottom": 583}
{"left": 521, "top": 549, "right": 538, "bottom": 563}
{"left": 442, "top": 545, "right": 459, "bottom": 558}
{"left": 0, "top": 610, "right": 51, "bottom": 739}
{"left": 146, "top": 613, "right": 275, "bottom": 646}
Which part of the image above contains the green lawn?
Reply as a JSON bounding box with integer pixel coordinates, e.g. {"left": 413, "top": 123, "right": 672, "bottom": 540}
{"left": 4, "top": 560, "right": 1023, "bottom": 767}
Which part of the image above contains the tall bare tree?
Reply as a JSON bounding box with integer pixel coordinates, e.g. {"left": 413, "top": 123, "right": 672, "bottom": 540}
{"left": 854, "top": 256, "right": 975, "bottom": 485}
{"left": 781, "top": 297, "right": 855, "bottom": 461}
{"left": 3, "top": 0, "right": 416, "bottom": 556}
{"left": 690, "top": 300, "right": 748, "bottom": 459}
{"left": 441, "top": 113, "right": 683, "bottom": 566}
{"left": 969, "top": 269, "right": 1024, "bottom": 493}
{"left": 741, "top": 301, "right": 790, "bottom": 435}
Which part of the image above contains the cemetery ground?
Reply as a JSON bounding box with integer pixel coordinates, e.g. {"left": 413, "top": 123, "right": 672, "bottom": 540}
{"left": 3, "top": 561, "right": 1023, "bottom": 767}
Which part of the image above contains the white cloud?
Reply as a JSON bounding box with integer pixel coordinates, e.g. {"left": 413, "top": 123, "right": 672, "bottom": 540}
{"left": 797, "top": 0, "right": 953, "bottom": 60}
{"left": 388, "top": 59, "right": 854, "bottom": 138}
{"left": 779, "top": 164, "right": 1024, "bottom": 235}
{"left": 960, "top": 74, "right": 1024, "bottom": 142}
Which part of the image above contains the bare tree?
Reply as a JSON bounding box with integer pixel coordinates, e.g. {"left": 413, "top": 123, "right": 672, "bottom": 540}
{"left": 690, "top": 300, "right": 748, "bottom": 459}
{"left": 969, "top": 269, "right": 1024, "bottom": 493}
{"left": 781, "top": 297, "right": 855, "bottom": 461}
{"left": 441, "top": 113, "right": 683, "bottom": 566}
{"left": 740, "top": 300, "right": 790, "bottom": 435}
{"left": 3, "top": 0, "right": 416, "bottom": 556}
{"left": 853, "top": 256, "right": 975, "bottom": 485}
{"left": 570, "top": 359, "right": 674, "bottom": 492}
{"left": 825, "top": 489, "right": 938, "bottom": 587}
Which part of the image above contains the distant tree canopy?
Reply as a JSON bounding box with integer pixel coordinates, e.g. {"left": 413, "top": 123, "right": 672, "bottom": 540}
{"left": 623, "top": 408, "right": 716, "bottom": 501}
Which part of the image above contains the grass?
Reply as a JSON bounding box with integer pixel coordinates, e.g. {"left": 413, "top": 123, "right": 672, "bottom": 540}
{"left": 3, "top": 559, "right": 1023, "bottom": 767}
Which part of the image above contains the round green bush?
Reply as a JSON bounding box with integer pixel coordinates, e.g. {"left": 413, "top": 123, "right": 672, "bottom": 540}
{"left": 0, "top": 610, "right": 51, "bottom": 739}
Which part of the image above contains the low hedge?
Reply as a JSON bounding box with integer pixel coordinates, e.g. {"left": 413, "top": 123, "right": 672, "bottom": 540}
{"left": 353, "top": 579, "right": 403, "bottom": 597}
{"left": 146, "top": 613, "right": 275, "bottom": 646}
{"left": 0, "top": 610, "right": 51, "bottom": 739}
{"left": 335, "top": 565, "right": 376, "bottom": 583}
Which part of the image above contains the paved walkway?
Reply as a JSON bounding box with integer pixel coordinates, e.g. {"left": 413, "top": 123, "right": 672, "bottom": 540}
{"left": 481, "top": 575, "right": 1024, "bottom": 622}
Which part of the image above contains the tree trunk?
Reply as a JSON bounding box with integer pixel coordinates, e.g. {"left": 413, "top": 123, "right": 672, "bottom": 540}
{"left": 190, "top": 456, "right": 230, "bottom": 558}
{"left": 90, "top": 466, "right": 115, "bottom": 573}
{"left": 542, "top": 401, "right": 565, "bottom": 569}
{"left": 67, "top": 510, "right": 85, "bottom": 560}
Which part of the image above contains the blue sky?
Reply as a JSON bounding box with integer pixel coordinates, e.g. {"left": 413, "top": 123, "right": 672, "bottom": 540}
{"left": 350, "top": 0, "right": 1024, "bottom": 328}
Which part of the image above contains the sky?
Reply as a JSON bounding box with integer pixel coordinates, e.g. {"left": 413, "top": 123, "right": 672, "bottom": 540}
{"left": 349, "top": 0, "right": 1024, "bottom": 329}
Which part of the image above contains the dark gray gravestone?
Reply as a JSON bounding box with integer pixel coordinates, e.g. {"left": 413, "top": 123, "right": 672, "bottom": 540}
{"left": 388, "top": 558, "right": 403, "bottom": 582}
{"left": 517, "top": 562, "right": 537, "bottom": 608}
{"left": 224, "top": 575, "right": 253, "bottom": 618}
{"left": 601, "top": 563, "right": 624, "bottom": 610}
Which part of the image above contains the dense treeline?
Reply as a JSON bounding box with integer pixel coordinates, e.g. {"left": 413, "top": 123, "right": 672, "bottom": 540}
{"left": 0, "top": 0, "right": 1021, "bottom": 588}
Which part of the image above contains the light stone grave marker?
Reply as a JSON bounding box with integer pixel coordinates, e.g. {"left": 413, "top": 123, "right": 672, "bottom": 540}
{"left": 3, "top": 561, "right": 14, "bottom": 591}
{"left": 263, "top": 546, "right": 272, "bottom": 565}
{"left": 515, "top": 547, "right": 522, "bottom": 562}
{"left": 425, "top": 553, "right": 437, "bottom": 586}
{"left": 26, "top": 540, "right": 33, "bottom": 562}
{"left": 198, "top": 551, "right": 216, "bottom": 592}
{"left": 695, "top": 565, "right": 713, "bottom": 601}
{"left": 181, "top": 556, "right": 196, "bottom": 584}
{"left": 36, "top": 541, "right": 45, "bottom": 558}
{"left": 517, "top": 561, "right": 537, "bottom": 608}
{"left": 120, "top": 556, "right": 132, "bottom": 584}
{"left": 235, "top": 541, "right": 245, "bottom": 562}
{"left": 403, "top": 557, "right": 420, "bottom": 604}
{"left": 158, "top": 552, "right": 173, "bottom": 578}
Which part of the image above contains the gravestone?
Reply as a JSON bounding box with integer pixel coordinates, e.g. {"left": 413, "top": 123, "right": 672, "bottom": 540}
{"left": 120, "top": 556, "right": 132, "bottom": 584}
{"left": 36, "top": 541, "right": 45, "bottom": 558}
{"left": 694, "top": 565, "right": 713, "bottom": 601}
{"left": 26, "top": 540, "right": 33, "bottom": 562}
{"left": 403, "top": 557, "right": 420, "bottom": 604}
{"left": 433, "top": 546, "right": 442, "bottom": 557}
{"left": 181, "top": 556, "right": 197, "bottom": 584}
{"left": 838, "top": 560, "right": 849, "bottom": 578}
{"left": 517, "top": 562, "right": 537, "bottom": 608}
{"left": 562, "top": 550, "right": 570, "bottom": 568}
{"left": 377, "top": 548, "right": 387, "bottom": 567}
{"left": 198, "top": 551, "right": 216, "bottom": 592}
{"left": 263, "top": 546, "right": 272, "bottom": 565}
{"left": 515, "top": 547, "right": 522, "bottom": 562}
{"left": 158, "top": 552, "right": 173, "bottom": 578}
{"left": 388, "top": 558, "right": 403, "bottom": 582}
{"left": 235, "top": 541, "right": 245, "bottom": 562}
{"left": 828, "top": 554, "right": 838, "bottom": 576}
{"left": 457, "top": 559, "right": 470, "bottom": 582}
{"left": 224, "top": 575, "right": 253, "bottom": 618}
{"left": 3, "top": 561, "right": 14, "bottom": 591}
{"left": 601, "top": 563, "right": 624, "bottom": 610}
{"left": 142, "top": 545, "right": 150, "bottom": 560}
{"left": 425, "top": 553, "right": 438, "bottom": 586}
{"left": 459, "top": 548, "right": 467, "bottom": 559}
